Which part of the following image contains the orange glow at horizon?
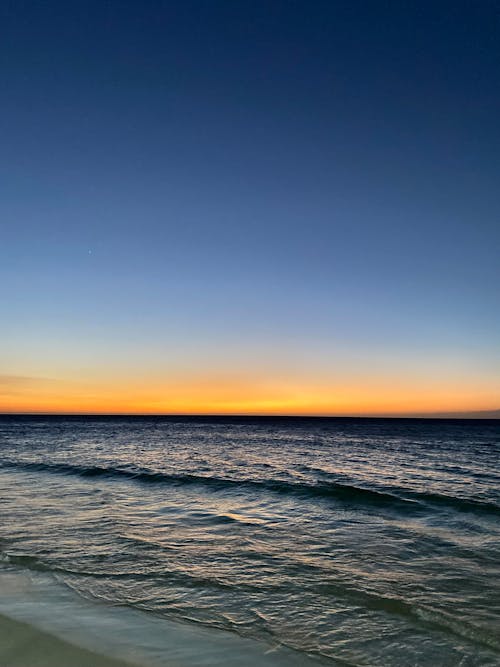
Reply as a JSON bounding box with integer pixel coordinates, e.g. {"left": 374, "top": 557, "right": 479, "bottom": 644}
{"left": 1, "top": 372, "right": 498, "bottom": 416}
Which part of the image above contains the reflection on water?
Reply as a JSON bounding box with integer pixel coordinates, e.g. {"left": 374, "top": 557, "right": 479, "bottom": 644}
{"left": 0, "top": 416, "right": 499, "bottom": 666}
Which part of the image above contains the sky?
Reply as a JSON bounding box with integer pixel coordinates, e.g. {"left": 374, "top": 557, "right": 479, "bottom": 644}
{"left": 1, "top": 1, "right": 499, "bottom": 415}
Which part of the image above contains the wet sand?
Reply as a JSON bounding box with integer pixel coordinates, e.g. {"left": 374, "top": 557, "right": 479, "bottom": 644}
{"left": 0, "top": 612, "right": 139, "bottom": 667}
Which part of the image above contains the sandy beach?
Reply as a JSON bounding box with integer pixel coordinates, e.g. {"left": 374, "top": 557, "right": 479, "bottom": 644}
{"left": 0, "top": 612, "right": 138, "bottom": 667}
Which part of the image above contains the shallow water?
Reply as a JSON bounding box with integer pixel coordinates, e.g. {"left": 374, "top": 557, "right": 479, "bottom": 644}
{"left": 0, "top": 416, "right": 499, "bottom": 665}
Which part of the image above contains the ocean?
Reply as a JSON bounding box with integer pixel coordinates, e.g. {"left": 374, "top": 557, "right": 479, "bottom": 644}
{"left": 0, "top": 416, "right": 499, "bottom": 666}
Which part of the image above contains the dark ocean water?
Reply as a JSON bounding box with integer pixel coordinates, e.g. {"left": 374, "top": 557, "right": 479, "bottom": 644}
{"left": 0, "top": 416, "right": 499, "bottom": 666}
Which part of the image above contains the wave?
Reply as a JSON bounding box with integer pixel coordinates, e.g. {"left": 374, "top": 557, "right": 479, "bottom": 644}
{"left": 1, "top": 459, "right": 498, "bottom": 515}
{"left": 0, "top": 552, "right": 56, "bottom": 573}
{"left": 0, "top": 551, "right": 247, "bottom": 593}
{"left": 317, "top": 581, "right": 500, "bottom": 653}
{"left": 3, "top": 549, "right": 498, "bottom": 656}
{"left": 0, "top": 459, "right": 417, "bottom": 509}
{"left": 407, "top": 489, "right": 500, "bottom": 516}
{"left": 414, "top": 605, "right": 500, "bottom": 652}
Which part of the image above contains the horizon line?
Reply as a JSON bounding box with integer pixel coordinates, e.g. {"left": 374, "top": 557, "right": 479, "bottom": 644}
{"left": 1, "top": 411, "right": 499, "bottom": 420}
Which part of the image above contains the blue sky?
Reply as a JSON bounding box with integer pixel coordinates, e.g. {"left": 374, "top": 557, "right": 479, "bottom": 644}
{"left": 1, "top": 1, "right": 499, "bottom": 413}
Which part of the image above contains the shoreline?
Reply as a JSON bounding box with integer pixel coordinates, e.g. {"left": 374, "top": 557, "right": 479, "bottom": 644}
{"left": 0, "top": 611, "right": 139, "bottom": 667}
{"left": 0, "top": 568, "right": 324, "bottom": 667}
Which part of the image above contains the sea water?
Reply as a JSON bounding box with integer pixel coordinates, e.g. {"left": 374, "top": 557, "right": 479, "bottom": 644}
{"left": 0, "top": 416, "right": 499, "bottom": 666}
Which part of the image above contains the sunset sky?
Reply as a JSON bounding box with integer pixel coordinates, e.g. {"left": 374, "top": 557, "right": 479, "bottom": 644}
{"left": 2, "top": 1, "right": 499, "bottom": 416}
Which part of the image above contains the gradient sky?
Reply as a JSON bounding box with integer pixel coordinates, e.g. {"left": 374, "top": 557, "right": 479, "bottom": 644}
{"left": 1, "top": 1, "right": 499, "bottom": 415}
